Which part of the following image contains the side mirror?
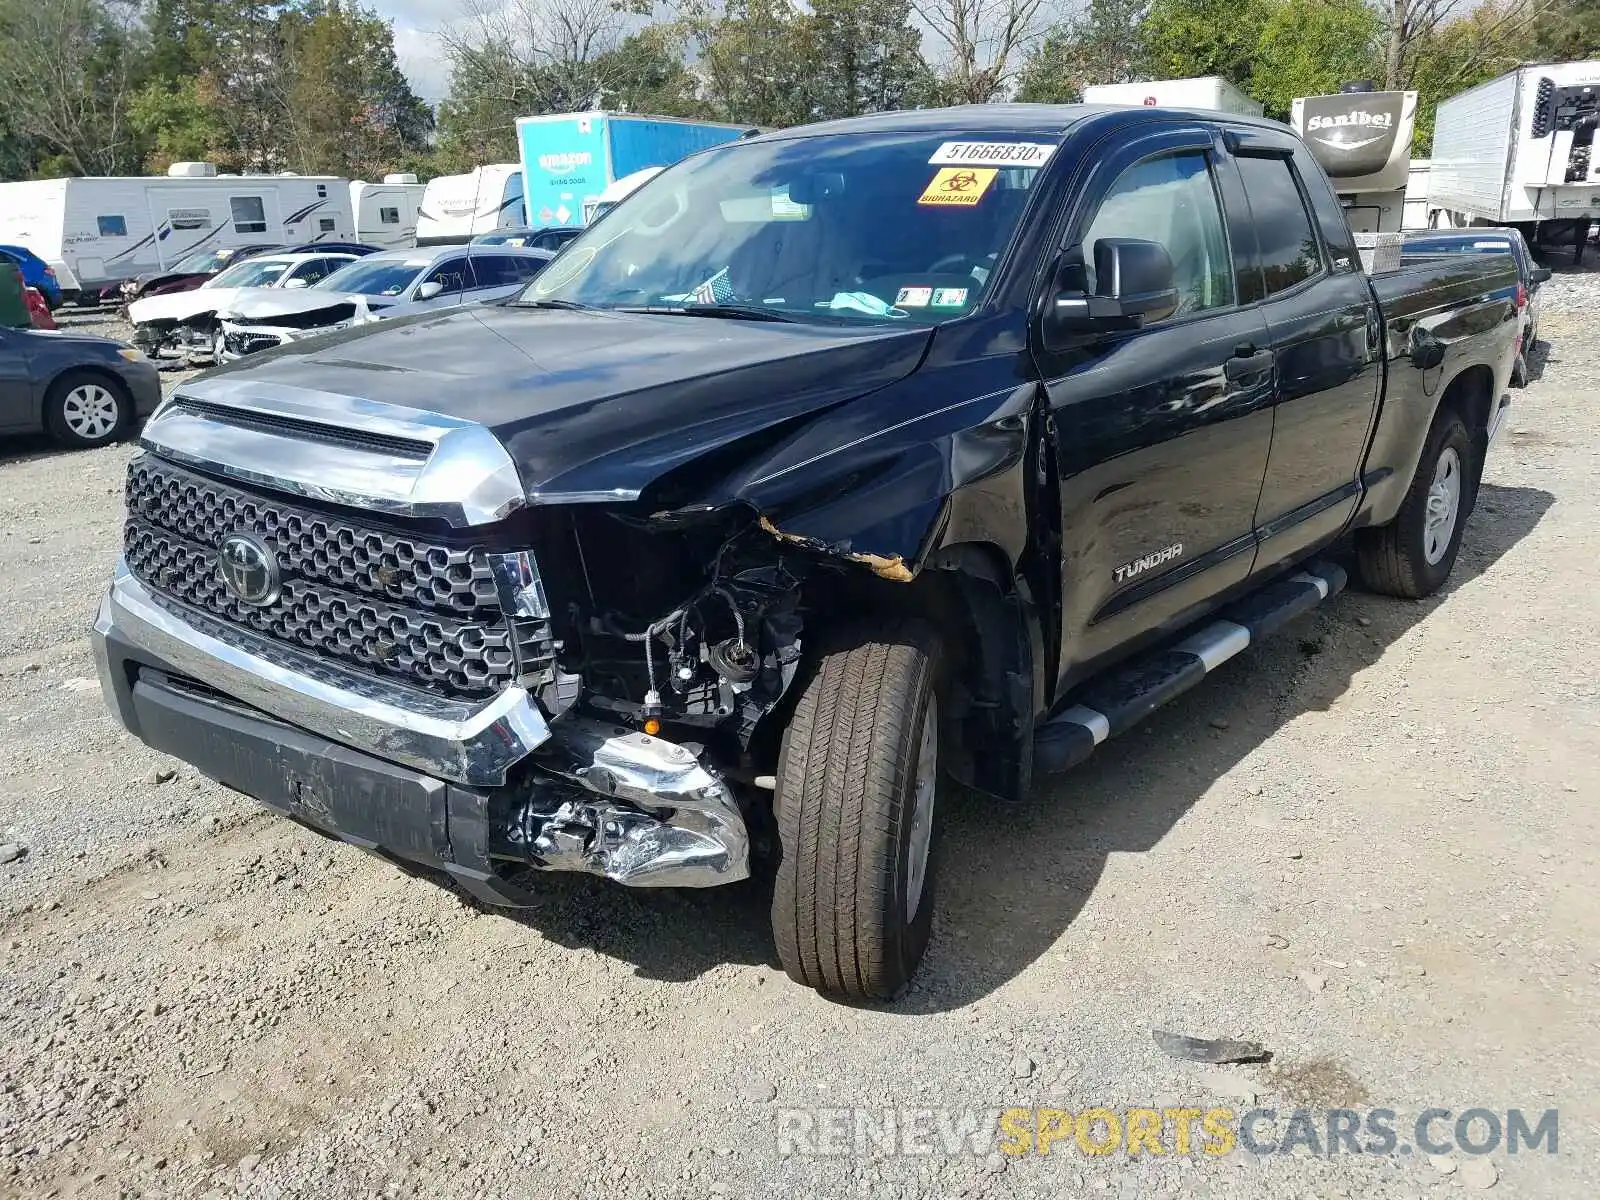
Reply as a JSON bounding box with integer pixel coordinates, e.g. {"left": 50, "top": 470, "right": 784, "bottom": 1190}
{"left": 415, "top": 280, "right": 444, "bottom": 300}
{"left": 1529, "top": 266, "right": 1552, "bottom": 285}
{"left": 1043, "top": 238, "right": 1178, "bottom": 349}
{"left": 283, "top": 278, "right": 309, "bottom": 289}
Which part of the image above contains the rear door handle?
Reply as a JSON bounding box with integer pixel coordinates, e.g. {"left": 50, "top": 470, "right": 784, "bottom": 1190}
{"left": 1224, "top": 347, "right": 1274, "bottom": 381}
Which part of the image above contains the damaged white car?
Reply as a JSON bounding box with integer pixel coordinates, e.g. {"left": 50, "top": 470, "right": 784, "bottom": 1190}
{"left": 215, "top": 245, "right": 555, "bottom": 361}
{"left": 126, "top": 252, "right": 358, "bottom": 360}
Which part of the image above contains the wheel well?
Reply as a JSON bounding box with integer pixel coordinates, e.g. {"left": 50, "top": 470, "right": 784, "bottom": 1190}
{"left": 1439, "top": 364, "right": 1495, "bottom": 441}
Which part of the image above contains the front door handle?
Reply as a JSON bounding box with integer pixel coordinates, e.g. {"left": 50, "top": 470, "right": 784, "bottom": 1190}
{"left": 1224, "top": 348, "right": 1274, "bottom": 381}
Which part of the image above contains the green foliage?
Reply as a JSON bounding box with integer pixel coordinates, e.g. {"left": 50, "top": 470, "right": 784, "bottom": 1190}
{"left": 1017, "top": 0, "right": 1149, "bottom": 103}
{"left": 1249, "top": 0, "right": 1381, "bottom": 120}
{"left": 1142, "top": 0, "right": 1276, "bottom": 89}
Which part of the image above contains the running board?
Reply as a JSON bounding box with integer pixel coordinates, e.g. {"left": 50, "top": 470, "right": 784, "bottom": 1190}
{"left": 1033, "top": 562, "right": 1347, "bottom": 775}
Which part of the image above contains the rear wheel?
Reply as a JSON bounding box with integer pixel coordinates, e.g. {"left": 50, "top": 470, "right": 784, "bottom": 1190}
{"left": 1354, "top": 410, "right": 1473, "bottom": 598}
{"left": 770, "top": 622, "right": 942, "bottom": 1002}
{"left": 45, "top": 371, "right": 131, "bottom": 449}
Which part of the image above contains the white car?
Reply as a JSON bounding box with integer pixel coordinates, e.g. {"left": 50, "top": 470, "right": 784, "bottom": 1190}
{"left": 216, "top": 245, "right": 555, "bottom": 361}
{"left": 127, "top": 252, "right": 358, "bottom": 359}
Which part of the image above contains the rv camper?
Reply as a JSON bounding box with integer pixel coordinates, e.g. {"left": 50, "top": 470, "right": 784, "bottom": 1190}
{"left": 1291, "top": 85, "right": 1418, "bottom": 233}
{"left": 1081, "top": 77, "right": 1264, "bottom": 117}
{"left": 0, "top": 163, "right": 353, "bottom": 299}
{"left": 516, "top": 112, "right": 755, "bottom": 231}
{"left": 349, "top": 174, "right": 426, "bottom": 249}
{"left": 1428, "top": 61, "right": 1600, "bottom": 257}
{"left": 414, "top": 166, "right": 525, "bottom": 245}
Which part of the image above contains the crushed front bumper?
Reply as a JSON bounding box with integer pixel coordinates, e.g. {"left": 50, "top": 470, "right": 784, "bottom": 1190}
{"left": 92, "top": 565, "right": 750, "bottom": 895}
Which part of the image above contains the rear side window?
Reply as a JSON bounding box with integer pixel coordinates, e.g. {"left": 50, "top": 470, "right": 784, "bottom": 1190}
{"left": 231, "top": 196, "right": 267, "bottom": 234}
{"left": 480, "top": 255, "right": 547, "bottom": 285}
{"left": 1080, "top": 151, "right": 1235, "bottom": 320}
{"left": 424, "top": 259, "right": 471, "bottom": 294}
{"left": 1235, "top": 156, "right": 1323, "bottom": 297}
{"left": 97, "top": 215, "right": 128, "bottom": 237}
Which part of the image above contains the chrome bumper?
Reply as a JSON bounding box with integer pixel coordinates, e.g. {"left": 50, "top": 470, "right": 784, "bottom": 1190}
{"left": 92, "top": 561, "right": 552, "bottom": 786}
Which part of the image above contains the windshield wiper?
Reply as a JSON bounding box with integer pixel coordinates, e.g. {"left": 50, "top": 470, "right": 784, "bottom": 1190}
{"left": 618, "top": 303, "right": 798, "bottom": 323}
{"left": 520, "top": 298, "right": 599, "bottom": 311}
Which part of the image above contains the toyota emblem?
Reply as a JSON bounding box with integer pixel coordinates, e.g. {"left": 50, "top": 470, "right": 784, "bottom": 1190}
{"left": 216, "top": 534, "right": 280, "bottom": 606}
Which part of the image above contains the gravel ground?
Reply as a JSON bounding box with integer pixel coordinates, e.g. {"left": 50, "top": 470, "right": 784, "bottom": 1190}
{"left": 2, "top": 278, "right": 1598, "bottom": 1199}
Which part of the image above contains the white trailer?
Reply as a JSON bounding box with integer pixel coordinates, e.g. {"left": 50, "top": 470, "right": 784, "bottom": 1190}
{"left": 1403, "top": 159, "right": 1431, "bottom": 230}
{"left": 1291, "top": 88, "right": 1418, "bottom": 233}
{"left": 414, "top": 165, "right": 525, "bottom": 245}
{"left": 1428, "top": 61, "right": 1600, "bottom": 252}
{"left": 0, "top": 164, "right": 354, "bottom": 297}
{"left": 349, "top": 174, "right": 426, "bottom": 249}
{"left": 1082, "top": 77, "right": 1264, "bottom": 117}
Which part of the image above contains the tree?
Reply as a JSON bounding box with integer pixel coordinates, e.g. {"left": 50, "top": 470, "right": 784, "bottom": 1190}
{"left": 1381, "top": 0, "right": 1555, "bottom": 93}
{"left": 1016, "top": 0, "right": 1148, "bottom": 103}
{"left": 593, "top": 27, "right": 708, "bottom": 116}
{"left": 0, "top": 0, "right": 147, "bottom": 176}
{"left": 1250, "top": 0, "right": 1381, "bottom": 119}
{"left": 912, "top": 0, "right": 1050, "bottom": 103}
{"left": 1532, "top": 0, "right": 1600, "bottom": 58}
{"left": 808, "top": 0, "right": 933, "bottom": 118}
{"left": 1142, "top": 0, "right": 1275, "bottom": 90}
{"left": 684, "top": 0, "right": 820, "bottom": 126}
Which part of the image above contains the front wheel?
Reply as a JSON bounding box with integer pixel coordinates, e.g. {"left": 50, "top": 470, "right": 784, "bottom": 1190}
{"left": 1354, "top": 410, "right": 1473, "bottom": 598}
{"left": 770, "top": 622, "right": 942, "bottom": 1002}
{"left": 44, "top": 371, "right": 132, "bottom": 448}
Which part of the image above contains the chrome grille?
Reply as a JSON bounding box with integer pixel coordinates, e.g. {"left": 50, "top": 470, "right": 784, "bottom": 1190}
{"left": 123, "top": 456, "right": 552, "bottom": 699}
{"left": 222, "top": 330, "right": 283, "bottom": 357}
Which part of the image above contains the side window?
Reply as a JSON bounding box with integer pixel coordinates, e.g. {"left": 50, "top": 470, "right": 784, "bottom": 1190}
{"left": 423, "top": 259, "right": 470, "bottom": 294}
{"left": 290, "top": 258, "right": 333, "bottom": 284}
{"left": 97, "top": 215, "right": 128, "bottom": 237}
{"left": 318, "top": 217, "right": 336, "bottom": 233}
{"left": 476, "top": 255, "right": 544, "bottom": 286}
{"left": 1234, "top": 156, "right": 1324, "bottom": 296}
{"left": 1080, "top": 151, "right": 1235, "bottom": 320}
{"left": 230, "top": 196, "right": 267, "bottom": 235}
{"left": 379, "top": 207, "right": 400, "bottom": 225}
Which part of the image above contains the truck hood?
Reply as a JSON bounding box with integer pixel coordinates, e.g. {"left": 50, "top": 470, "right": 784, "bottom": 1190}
{"left": 185, "top": 303, "right": 933, "bottom": 502}
{"left": 129, "top": 287, "right": 266, "bottom": 327}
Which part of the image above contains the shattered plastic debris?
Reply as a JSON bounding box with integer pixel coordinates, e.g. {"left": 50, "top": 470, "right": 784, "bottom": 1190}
{"left": 1152, "top": 1029, "right": 1270, "bottom": 1064}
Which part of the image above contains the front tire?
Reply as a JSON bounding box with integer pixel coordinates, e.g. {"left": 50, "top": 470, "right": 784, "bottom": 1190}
{"left": 771, "top": 622, "right": 942, "bottom": 1002}
{"left": 1354, "top": 410, "right": 1473, "bottom": 598}
{"left": 44, "top": 371, "right": 131, "bottom": 448}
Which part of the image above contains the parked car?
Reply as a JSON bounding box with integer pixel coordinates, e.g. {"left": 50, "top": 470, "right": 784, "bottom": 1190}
{"left": 0, "top": 322, "right": 161, "bottom": 447}
{"left": 128, "top": 251, "right": 361, "bottom": 359}
{"left": 216, "top": 244, "right": 554, "bottom": 360}
{"left": 1402, "top": 228, "right": 1550, "bottom": 385}
{"left": 119, "top": 244, "right": 287, "bottom": 304}
{"left": 95, "top": 105, "right": 1519, "bottom": 1002}
{"left": 281, "top": 241, "right": 386, "bottom": 257}
{"left": 0, "top": 244, "right": 63, "bottom": 309}
{"left": 471, "top": 227, "right": 583, "bottom": 253}
{"left": 25, "top": 288, "right": 55, "bottom": 330}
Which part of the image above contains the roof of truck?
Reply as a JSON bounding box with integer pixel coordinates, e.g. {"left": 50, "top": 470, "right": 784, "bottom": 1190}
{"left": 742, "top": 103, "right": 1286, "bottom": 142}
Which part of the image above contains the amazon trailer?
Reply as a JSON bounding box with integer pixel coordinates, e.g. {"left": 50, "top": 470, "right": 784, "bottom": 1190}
{"left": 1428, "top": 61, "right": 1600, "bottom": 258}
{"left": 516, "top": 112, "right": 755, "bottom": 230}
{"left": 350, "top": 174, "right": 426, "bottom": 249}
{"left": 1291, "top": 87, "right": 1418, "bottom": 234}
{"left": 414, "top": 165, "right": 525, "bottom": 245}
{"left": 1082, "top": 77, "right": 1263, "bottom": 117}
{"left": 0, "top": 163, "right": 353, "bottom": 298}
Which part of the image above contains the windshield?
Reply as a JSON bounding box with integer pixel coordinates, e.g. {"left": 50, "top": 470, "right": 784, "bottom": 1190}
{"left": 209, "top": 258, "right": 294, "bottom": 289}
{"left": 315, "top": 258, "right": 425, "bottom": 296}
{"left": 171, "top": 249, "right": 235, "bottom": 274}
{"left": 522, "top": 132, "right": 1056, "bottom": 324}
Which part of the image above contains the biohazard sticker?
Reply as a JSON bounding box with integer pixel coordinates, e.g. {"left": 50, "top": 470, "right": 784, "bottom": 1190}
{"left": 918, "top": 167, "right": 997, "bottom": 207}
{"left": 895, "top": 287, "right": 933, "bottom": 308}
{"left": 929, "top": 141, "right": 1055, "bottom": 168}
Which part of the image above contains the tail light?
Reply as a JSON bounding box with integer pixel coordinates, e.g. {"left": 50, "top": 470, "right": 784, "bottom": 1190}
{"left": 1516, "top": 283, "right": 1528, "bottom": 309}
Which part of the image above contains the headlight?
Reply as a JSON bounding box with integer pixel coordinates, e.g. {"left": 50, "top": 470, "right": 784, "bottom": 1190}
{"left": 116, "top": 347, "right": 146, "bottom": 362}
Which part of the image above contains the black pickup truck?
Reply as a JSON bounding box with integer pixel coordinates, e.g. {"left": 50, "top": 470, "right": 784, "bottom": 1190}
{"left": 93, "top": 106, "right": 1518, "bottom": 1001}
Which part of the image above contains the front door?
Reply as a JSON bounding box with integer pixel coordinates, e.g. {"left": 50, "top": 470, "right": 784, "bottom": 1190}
{"left": 1036, "top": 127, "right": 1276, "bottom": 692}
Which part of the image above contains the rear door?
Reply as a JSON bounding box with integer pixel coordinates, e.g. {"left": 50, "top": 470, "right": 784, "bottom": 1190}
{"left": 1227, "top": 132, "right": 1382, "bottom": 572}
{"left": 1037, "top": 125, "right": 1275, "bottom": 689}
{"left": 416, "top": 256, "right": 474, "bottom": 309}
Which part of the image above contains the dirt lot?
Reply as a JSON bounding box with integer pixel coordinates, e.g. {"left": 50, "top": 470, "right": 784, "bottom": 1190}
{"left": 2, "top": 278, "right": 1598, "bottom": 1199}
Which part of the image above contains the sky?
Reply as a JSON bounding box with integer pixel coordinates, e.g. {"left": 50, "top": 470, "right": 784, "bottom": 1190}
{"left": 374, "top": 0, "right": 456, "bottom": 104}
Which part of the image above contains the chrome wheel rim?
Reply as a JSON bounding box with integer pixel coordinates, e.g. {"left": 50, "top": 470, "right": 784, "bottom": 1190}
{"left": 1424, "top": 446, "right": 1462, "bottom": 565}
{"left": 61, "top": 384, "right": 119, "bottom": 440}
{"left": 905, "top": 697, "right": 937, "bottom": 923}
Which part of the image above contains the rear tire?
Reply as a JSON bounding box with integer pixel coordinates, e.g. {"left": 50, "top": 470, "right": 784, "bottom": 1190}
{"left": 1354, "top": 410, "right": 1473, "bottom": 599}
{"left": 770, "top": 622, "right": 942, "bottom": 1002}
{"left": 44, "top": 371, "right": 131, "bottom": 449}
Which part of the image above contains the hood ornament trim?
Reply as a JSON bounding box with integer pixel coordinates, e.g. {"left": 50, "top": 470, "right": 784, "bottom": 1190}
{"left": 141, "top": 378, "right": 526, "bottom": 528}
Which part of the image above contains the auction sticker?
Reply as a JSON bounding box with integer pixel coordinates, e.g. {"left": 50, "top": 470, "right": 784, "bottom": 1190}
{"left": 919, "top": 168, "right": 997, "bottom": 206}
{"left": 895, "top": 286, "right": 933, "bottom": 307}
{"left": 932, "top": 287, "right": 969, "bottom": 308}
{"left": 929, "top": 141, "right": 1055, "bottom": 168}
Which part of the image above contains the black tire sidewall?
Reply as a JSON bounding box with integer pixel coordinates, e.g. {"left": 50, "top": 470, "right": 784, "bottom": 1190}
{"left": 45, "top": 371, "right": 131, "bottom": 448}
{"left": 1399, "top": 414, "right": 1473, "bottom": 594}
{"left": 879, "top": 660, "right": 940, "bottom": 994}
